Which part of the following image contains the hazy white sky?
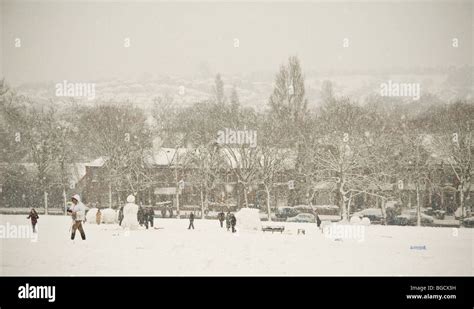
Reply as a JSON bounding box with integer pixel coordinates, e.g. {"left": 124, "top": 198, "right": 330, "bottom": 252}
{"left": 1, "top": 0, "right": 472, "bottom": 85}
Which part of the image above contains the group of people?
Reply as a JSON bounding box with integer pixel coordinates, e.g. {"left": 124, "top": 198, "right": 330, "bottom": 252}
{"left": 218, "top": 211, "right": 237, "bottom": 233}
{"left": 187, "top": 211, "right": 237, "bottom": 232}
{"left": 160, "top": 206, "right": 174, "bottom": 218}
{"left": 26, "top": 193, "right": 243, "bottom": 240}
{"left": 27, "top": 194, "right": 88, "bottom": 240}
{"left": 117, "top": 198, "right": 154, "bottom": 229}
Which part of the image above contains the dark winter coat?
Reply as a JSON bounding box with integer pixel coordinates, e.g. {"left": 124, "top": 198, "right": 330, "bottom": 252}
{"left": 27, "top": 210, "right": 39, "bottom": 224}
{"left": 230, "top": 214, "right": 237, "bottom": 227}
{"left": 189, "top": 213, "right": 195, "bottom": 222}
{"left": 137, "top": 207, "right": 144, "bottom": 224}
{"left": 146, "top": 207, "right": 154, "bottom": 222}
{"left": 218, "top": 212, "right": 225, "bottom": 222}
{"left": 118, "top": 206, "right": 124, "bottom": 221}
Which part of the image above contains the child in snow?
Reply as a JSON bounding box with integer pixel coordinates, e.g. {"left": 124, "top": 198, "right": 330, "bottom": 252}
{"left": 27, "top": 208, "right": 39, "bottom": 233}
{"left": 218, "top": 212, "right": 225, "bottom": 228}
{"left": 96, "top": 208, "right": 102, "bottom": 225}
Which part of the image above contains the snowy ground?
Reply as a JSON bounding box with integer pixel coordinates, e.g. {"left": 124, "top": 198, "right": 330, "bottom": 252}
{"left": 0, "top": 215, "right": 472, "bottom": 276}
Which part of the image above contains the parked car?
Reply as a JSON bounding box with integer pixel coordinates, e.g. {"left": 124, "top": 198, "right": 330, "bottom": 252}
{"left": 275, "top": 206, "right": 299, "bottom": 220}
{"left": 352, "top": 208, "right": 384, "bottom": 224}
{"left": 394, "top": 210, "right": 434, "bottom": 226}
{"left": 286, "top": 213, "right": 316, "bottom": 223}
{"left": 423, "top": 207, "right": 446, "bottom": 220}
{"left": 462, "top": 217, "right": 474, "bottom": 228}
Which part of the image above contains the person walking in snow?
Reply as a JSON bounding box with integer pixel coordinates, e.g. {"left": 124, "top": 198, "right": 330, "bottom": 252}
{"left": 122, "top": 195, "right": 140, "bottom": 230}
{"left": 146, "top": 207, "right": 154, "bottom": 228}
{"left": 188, "top": 212, "right": 195, "bottom": 229}
{"left": 27, "top": 208, "right": 39, "bottom": 233}
{"left": 68, "top": 194, "right": 86, "bottom": 240}
{"left": 315, "top": 211, "right": 321, "bottom": 229}
{"left": 225, "top": 212, "right": 231, "bottom": 231}
{"left": 230, "top": 213, "right": 237, "bottom": 233}
{"left": 96, "top": 208, "right": 102, "bottom": 225}
{"left": 218, "top": 211, "right": 225, "bottom": 228}
{"left": 118, "top": 205, "right": 124, "bottom": 226}
{"left": 137, "top": 206, "right": 145, "bottom": 226}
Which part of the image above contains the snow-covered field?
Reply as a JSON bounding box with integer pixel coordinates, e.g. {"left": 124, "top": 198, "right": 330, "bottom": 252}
{"left": 0, "top": 215, "right": 472, "bottom": 276}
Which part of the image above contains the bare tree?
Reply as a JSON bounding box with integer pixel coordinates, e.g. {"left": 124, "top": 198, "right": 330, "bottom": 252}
{"left": 256, "top": 146, "right": 293, "bottom": 221}
{"left": 433, "top": 131, "right": 472, "bottom": 218}
{"left": 187, "top": 143, "right": 224, "bottom": 218}
{"left": 222, "top": 145, "right": 261, "bottom": 208}
{"left": 213, "top": 73, "right": 226, "bottom": 105}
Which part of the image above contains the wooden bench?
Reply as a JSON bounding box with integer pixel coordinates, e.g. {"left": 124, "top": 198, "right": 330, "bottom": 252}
{"left": 262, "top": 226, "right": 285, "bottom": 233}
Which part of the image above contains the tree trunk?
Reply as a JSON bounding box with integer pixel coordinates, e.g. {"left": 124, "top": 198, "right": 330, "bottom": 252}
{"left": 441, "top": 190, "right": 445, "bottom": 210}
{"left": 200, "top": 187, "right": 204, "bottom": 219}
{"left": 346, "top": 194, "right": 352, "bottom": 220}
{"left": 63, "top": 187, "right": 67, "bottom": 215}
{"left": 243, "top": 185, "right": 249, "bottom": 208}
{"left": 416, "top": 184, "right": 421, "bottom": 227}
{"left": 265, "top": 184, "right": 272, "bottom": 221}
{"left": 44, "top": 191, "right": 48, "bottom": 215}
{"left": 338, "top": 180, "right": 348, "bottom": 221}
{"left": 459, "top": 179, "right": 464, "bottom": 218}
{"left": 381, "top": 197, "right": 387, "bottom": 225}
{"left": 108, "top": 183, "right": 112, "bottom": 208}
{"left": 175, "top": 167, "right": 180, "bottom": 219}
{"left": 176, "top": 190, "right": 180, "bottom": 219}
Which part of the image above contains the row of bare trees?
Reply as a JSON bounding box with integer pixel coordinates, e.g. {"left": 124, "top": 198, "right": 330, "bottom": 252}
{"left": 1, "top": 56, "right": 472, "bottom": 223}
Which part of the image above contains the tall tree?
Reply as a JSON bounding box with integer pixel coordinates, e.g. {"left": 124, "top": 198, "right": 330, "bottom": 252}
{"left": 213, "top": 73, "right": 225, "bottom": 105}
{"left": 268, "top": 56, "right": 308, "bottom": 144}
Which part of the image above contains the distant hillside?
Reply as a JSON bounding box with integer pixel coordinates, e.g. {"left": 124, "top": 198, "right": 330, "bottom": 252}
{"left": 11, "top": 67, "right": 473, "bottom": 112}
